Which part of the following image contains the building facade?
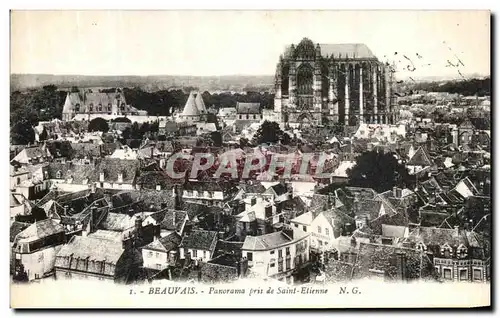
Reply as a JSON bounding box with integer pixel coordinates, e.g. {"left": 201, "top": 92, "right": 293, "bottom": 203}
{"left": 272, "top": 38, "right": 397, "bottom": 127}
{"left": 62, "top": 89, "right": 147, "bottom": 121}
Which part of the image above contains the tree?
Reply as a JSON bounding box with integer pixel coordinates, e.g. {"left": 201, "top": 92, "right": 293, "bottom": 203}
{"left": 38, "top": 127, "right": 48, "bottom": 141}
{"left": 347, "top": 151, "right": 411, "bottom": 193}
{"left": 11, "top": 120, "right": 35, "bottom": 145}
{"left": 88, "top": 117, "right": 109, "bottom": 133}
{"left": 252, "top": 121, "right": 287, "bottom": 145}
{"left": 110, "top": 117, "right": 131, "bottom": 123}
{"left": 121, "top": 127, "right": 131, "bottom": 140}
{"left": 210, "top": 131, "right": 223, "bottom": 147}
{"left": 239, "top": 137, "right": 251, "bottom": 148}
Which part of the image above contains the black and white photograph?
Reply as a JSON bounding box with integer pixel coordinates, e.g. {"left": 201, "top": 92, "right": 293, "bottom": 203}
{"left": 9, "top": 10, "right": 491, "bottom": 308}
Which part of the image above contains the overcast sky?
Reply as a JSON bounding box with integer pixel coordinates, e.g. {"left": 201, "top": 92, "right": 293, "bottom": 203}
{"left": 11, "top": 10, "right": 490, "bottom": 78}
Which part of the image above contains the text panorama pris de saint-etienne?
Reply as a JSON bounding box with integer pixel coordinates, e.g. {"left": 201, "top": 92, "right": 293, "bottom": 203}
{"left": 131, "top": 286, "right": 361, "bottom": 296}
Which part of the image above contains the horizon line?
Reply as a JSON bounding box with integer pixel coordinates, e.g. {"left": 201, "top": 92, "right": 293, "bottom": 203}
{"left": 11, "top": 72, "right": 491, "bottom": 79}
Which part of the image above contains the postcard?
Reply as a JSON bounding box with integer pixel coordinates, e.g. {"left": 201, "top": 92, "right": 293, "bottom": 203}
{"left": 9, "top": 10, "right": 491, "bottom": 309}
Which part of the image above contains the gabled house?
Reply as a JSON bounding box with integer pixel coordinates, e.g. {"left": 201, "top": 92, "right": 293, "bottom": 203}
{"left": 141, "top": 232, "right": 182, "bottom": 271}
{"left": 95, "top": 158, "right": 140, "bottom": 190}
{"left": 12, "top": 219, "right": 67, "bottom": 281}
{"left": 406, "top": 146, "right": 433, "bottom": 175}
{"left": 407, "top": 226, "right": 489, "bottom": 282}
{"left": 11, "top": 146, "right": 52, "bottom": 166}
{"left": 179, "top": 230, "right": 218, "bottom": 263}
{"left": 54, "top": 235, "right": 142, "bottom": 283}
{"left": 241, "top": 227, "right": 310, "bottom": 284}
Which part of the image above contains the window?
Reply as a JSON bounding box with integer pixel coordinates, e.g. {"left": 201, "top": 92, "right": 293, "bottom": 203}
{"left": 270, "top": 263, "right": 275, "bottom": 268}
{"left": 473, "top": 269, "right": 482, "bottom": 281}
{"left": 156, "top": 252, "right": 159, "bottom": 258}
{"left": 89, "top": 103, "right": 94, "bottom": 112}
{"left": 156, "top": 264, "right": 162, "bottom": 270}
{"left": 443, "top": 268, "right": 452, "bottom": 280}
{"left": 192, "top": 250, "right": 197, "bottom": 258}
{"left": 303, "top": 226, "right": 307, "bottom": 232}
{"left": 435, "top": 266, "right": 440, "bottom": 274}
{"left": 278, "top": 249, "right": 283, "bottom": 258}
{"left": 247, "top": 252, "right": 253, "bottom": 261}
{"left": 203, "top": 251, "right": 206, "bottom": 259}
{"left": 98, "top": 104, "right": 102, "bottom": 111}
{"left": 56, "top": 171, "right": 62, "bottom": 179}
{"left": 278, "top": 261, "right": 283, "bottom": 272}
{"left": 286, "top": 247, "right": 290, "bottom": 256}
{"left": 16, "top": 177, "right": 20, "bottom": 185}
{"left": 318, "top": 240, "right": 323, "bottom": 246}
{"left": 270, "top": 250, "right": 275, "bottom": 255}
{"left": 75, "top": 104, "right": 80, "bottom": 112}
{"left": 286, "top": 258, "right": 291, "bottom": 270}
{"left": 459, "top": 269, "right": 468, "bottom": 281}
{"left": 148, "top": 251, "right": 153, "bottom": 257}
{"left": 325, "top": 228, "right": 330, "bottom": 236}
{"left": 443, "top": 249, "right": 451, "bottom": 258}
{"left": 107, "top": 104, "right": 112, "bottom": 112}
{"left": 294, "top": 223, "right": 298, "bottom": 228}
{"left": 317, "top": 226, "right": 322, "bottom": 234}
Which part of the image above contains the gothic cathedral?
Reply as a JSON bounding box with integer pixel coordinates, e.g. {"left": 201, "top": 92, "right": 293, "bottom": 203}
{"left": 273, "top": 38, "right": 397, "bottom": 128}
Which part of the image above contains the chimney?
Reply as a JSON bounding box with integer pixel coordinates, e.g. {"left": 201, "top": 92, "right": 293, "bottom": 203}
{"left": 393, "top": 186, "right": 398, "bottom": 198}
{"left": 150, "top": 147, "right": 154, "bottom": 159}
{"left": 135, "top": 215, "right": 143, "bottom": 233}
{"left": 89, "top": 206, "right": 97, "bottom": 233}
{"left": 122, "top": 233, "right": 134, "bottom": 250}
{"left": 282, "top": 225, "right": 294, "bottom": 240}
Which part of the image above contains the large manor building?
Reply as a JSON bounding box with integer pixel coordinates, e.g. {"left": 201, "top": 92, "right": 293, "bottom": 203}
{"left": 61, "top": 89, "right": 147, "bottom": 121}
{"left": 271, "top": 38, "right": 398, "bottom": 127}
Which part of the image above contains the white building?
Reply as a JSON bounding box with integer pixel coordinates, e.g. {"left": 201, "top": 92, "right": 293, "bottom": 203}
{"left": 241, "top": 227, "right": 310, "bottom": 284}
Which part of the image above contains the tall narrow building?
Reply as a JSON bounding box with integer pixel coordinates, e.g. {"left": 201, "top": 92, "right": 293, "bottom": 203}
{"left": 272, "top": 38, "right": 397, "bottom": 128}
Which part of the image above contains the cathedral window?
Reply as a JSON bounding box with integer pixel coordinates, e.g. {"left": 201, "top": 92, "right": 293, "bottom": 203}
{"left": 297, "top": 63, "right": 314, "bottom": 95}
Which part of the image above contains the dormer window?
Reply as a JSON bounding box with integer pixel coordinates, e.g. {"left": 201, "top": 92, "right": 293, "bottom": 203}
{"left": 99, "top": 172, "right": 105, "bottom": 182}
{"left": 56, "top": 170, "right": 62, "bottom": 179}
{"left": 457, "top": 244, "right": 468, "bottom": 259}
{"left": 416, "top": 242, "right": 427, "bottom": 252}
{"left": 441, "top": 243, "right": 453, "bottom": 258}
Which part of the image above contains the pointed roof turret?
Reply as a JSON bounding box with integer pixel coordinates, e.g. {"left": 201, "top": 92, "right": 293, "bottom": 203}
{"left": 182, "top": 92, "right": 200, "bottom": 116}
{"left": 194, "top": 92, "right": 207, "bottom": 114}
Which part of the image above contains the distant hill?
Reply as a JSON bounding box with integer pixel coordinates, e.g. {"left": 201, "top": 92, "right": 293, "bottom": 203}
{"left": 10, "top": 74, "right": 275, "bottom": 92}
